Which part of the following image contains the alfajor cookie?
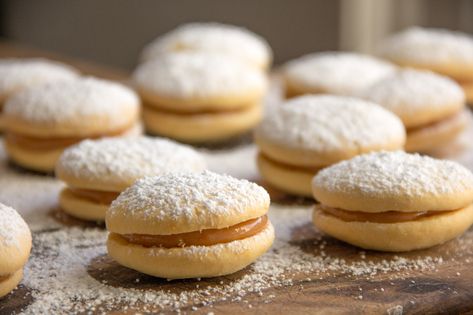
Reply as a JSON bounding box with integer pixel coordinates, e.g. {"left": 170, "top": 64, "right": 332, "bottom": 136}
{"left": 0, "top": 58, "right": 79, "bottom": 130}
{"left": 106, "top": 171, "right": 274, "bottom": 279}
{"left": 359, "top": 69, "right": 468, "bottom": 152}
{"left": 0, "top": 203, "right": 32, "bottom": 298}
{"left": 3, "top": 77, "right": 141, "bottom": 172}
{"left": 55, "top": 136, "right": 206, "bottom": 221}
{"left": 378, "top": 27, "right": 473, "bottom": 105}
{"left": 255, "top": 95, "right": 405, "bottom": 197}
{"left": 140, "top": 22, "right": 272, "bottom": 70}
{"left": 133, "top": 52, "right": 267, "bottom": 142}
{"left": 282, "top": 52, "right": 395, "bottom": 97}
{"left": 312, "top": 151, "right": 473, "bottom": 252}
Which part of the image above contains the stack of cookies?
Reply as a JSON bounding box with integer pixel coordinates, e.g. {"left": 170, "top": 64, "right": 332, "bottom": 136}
{"left": 106, "top": 171, "right": 274, "bottom": 279}
{"left": 134, "top": 22, "right": 271, "bottom": 143}
{"left": 312, "top": 151, "right": 473, "bottom": 252}
{"left": 255, "top": 95, "right": 405, "bottom": 197}
{"left": 359, "top": 69, "right": 468, "bottom": 152}
{"left": 133, "top": 52, "right": 267, "bottom": 143}
{"left": 379, "top": 27, "right": 473, "bottom": 106}
{"left": 3, "top": 77, "right": 141, "bottom": 172}
{"left": 56, "top": 136, "right": 206, "bottom": 221}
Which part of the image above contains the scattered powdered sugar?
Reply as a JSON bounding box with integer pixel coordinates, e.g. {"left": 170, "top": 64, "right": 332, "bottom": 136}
{"left": 0, "top": 203, "right": 30, "bottom": 248}
{"left": 314, "top": 151, "right": 473, "bottom": 202}
{"left": 360, "top": 69, "right": 465, "bottom": 120}
{"left": 0, "top": 143, "right": 62, "bottom": 232}
{"left": 283, "top": 52, "right": 395, "bottom": 95}
{"left": 4, "top": 77, "right": 139, "bottom": 125}
{"left": 379, "top": 27, "right": 473, "bottom": 65}
{"left": 0, "top": 58, "right": 78, "bottom": 97}
{"left": 133, "top": 52, "right": 267, "bottom": 99}
{"left": 108, "top": 170, "right": 269, "bottom": 225}
{"left": 140, "top": 22, "right": 271, "bottom": 68}
{"left": 56, "top": 136, "right": 206, "bottom": 189}
{"left": 256, "top": 95, "right": 405, "bottom": 152}
{"left": 19, "top": 207, "right": 450, "bottom": 314}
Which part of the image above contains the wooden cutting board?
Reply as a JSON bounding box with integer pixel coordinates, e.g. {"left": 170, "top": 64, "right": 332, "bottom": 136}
{"left": 1, "top": 196, "right": 473, "bottom": 315}
{"left": 1, "top": 43, "right": 473, "bottom": 314}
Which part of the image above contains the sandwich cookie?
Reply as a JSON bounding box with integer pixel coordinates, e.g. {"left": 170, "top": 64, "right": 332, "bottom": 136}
{"left": 133, "top": 52, "right": 267, "bottom": 142}
{"left": 282, "top": 52, "right": 395, "bottom": 98}
{"left": 3, "top": 77, "right": 140, "bottom": 172}
{"left": 0, "top": 203, "right": 32, "bottom": 298}
{"left": 378, "top": 27, "right": 473, "bottom": 105}
{"left": 359, "top": 69, "right": 467, "bottom": 152}
{"left": 312, "top": 151, "right": 473, "bottom": 252}
{"left": 0, "top": 58, "right": 78, "bottom": 130}
{"left": 56, "top": 136, "right": 206, "bottom": 221}
{"left": 106, "top": 171, "right": 274, "bottom": 279}
{"left": 140, "top": 22, "right": 272, "bottom": 70}
{"left": 254, "top": 95, "right": 405, "bottom": 197}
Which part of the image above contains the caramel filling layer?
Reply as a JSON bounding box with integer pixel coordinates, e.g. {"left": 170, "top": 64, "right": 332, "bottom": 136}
{"left": 5, "top": 127, "right": 132, "bottom": 151}
{"left": 261, "top": 153, "right": 323, "bottom": 173}
{"left": 118, "top": 215, "right": 269, "bottom": 248}
{"left": 69, "top": 188, "right": 121, "bottom": 205}
{"left": 144, "top": 102, "right": 256, "bottom": 116}
{"left": 320, "top": 206, "right": 453, "bottom": 223}
{"left": 406, "top": 110, "right": 462, "bottom": 133}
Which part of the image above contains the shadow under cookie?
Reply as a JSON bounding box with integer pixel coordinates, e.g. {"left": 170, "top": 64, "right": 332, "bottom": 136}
{"left": 87, "top": 254, "right": 252, "bottom": 291}
{"left": 7, "top": 160, "right": 54, "bottom": 177}
{"left": 290, "top": 221, "right": 473, "bottom": 262}
{"left": 147, "top": 130, "right": 254, "bottom": 151}
{"left": 49, "top": 208, "right": 105, "bottom": 229}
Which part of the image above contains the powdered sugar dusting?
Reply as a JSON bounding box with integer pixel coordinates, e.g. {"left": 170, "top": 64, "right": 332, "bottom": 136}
{"left": 379, "top": 27, "right": 473, "bottom": 65}
{"left": 57, "top": 137, "right": 206, "bottom": 189}
{"left": 314, "top": 151, "right": 473, "bottom": 203}
{"left": 108, "top": 170, "right": 269, "bottom": 224}
{"left": 133, "top": 52, "right": 267, "bottom": 99}
{"left": 256, "top": 95, "right": 405, "bottom": 152}
{"left": 0, "top": 58, "right": 78, "bottom": 98}
{"left": 284, "top": 52, "right": 395, "bottom": 95}
{"left": 360, "top": 69, "right": 465, "bottom": 120}
{"left": 4, "top": 77, "right": 139, "bottom": 125}
{"left": 0, "top": 203, "right": 30, "bottom": 248}
{"left": 141, "top": 22, "right": 272, "bottom": 68}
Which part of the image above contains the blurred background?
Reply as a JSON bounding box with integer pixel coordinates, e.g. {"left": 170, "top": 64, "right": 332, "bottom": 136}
{"left": 0, "top": 0, "right": 472, "bottom": 70}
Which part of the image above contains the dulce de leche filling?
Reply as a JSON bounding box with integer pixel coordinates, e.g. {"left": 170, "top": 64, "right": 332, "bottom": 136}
{"left": 118, "top": 215, "right": 269, "bottom": 248}
{"left": 320, "top": 205, "right": 453, "bottom": 223}
{"left": 69, "top": 188, "right": 120, "bottom": 205}
{"left": 406, "top": 110, "right": 462, "bottom": 134}
{"left": 5, "top": 126, "right": 132, "bottom": 151}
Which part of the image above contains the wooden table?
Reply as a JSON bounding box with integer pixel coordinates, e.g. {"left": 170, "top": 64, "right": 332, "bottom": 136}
{"left": 0, "top": 43, "right": 473, "bottom": 315}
